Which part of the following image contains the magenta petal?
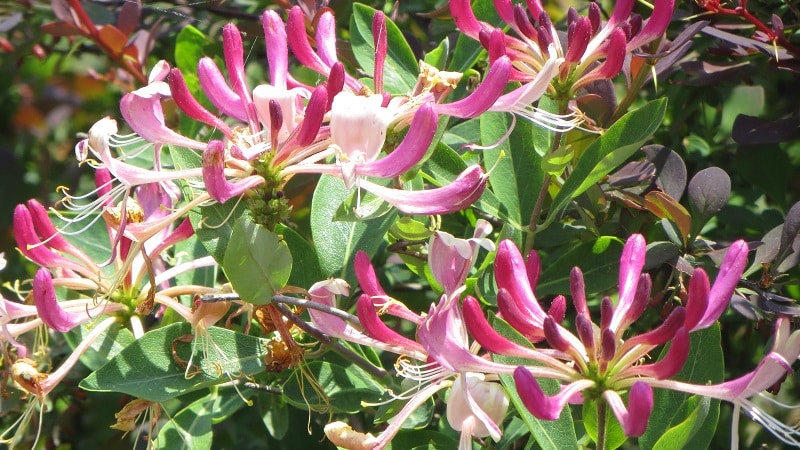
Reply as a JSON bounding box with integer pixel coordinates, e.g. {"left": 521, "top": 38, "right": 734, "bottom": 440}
{"left": 26, "top": 200, "right": 78, "bottom": 256}
{"left": 33, "top": 268, "right": 85, "bottom": 332}
{"left": 526, "top": 249, "right": 541, "bottom": 289}
{"left": 697, "top": 240, "right": 749, "bottom": 329}
{"left": 372, "top": 11, "right": 387, "bottom": 93}
{"left": 463, "top": 296, "right": 533, "bottom": 357}
{"left": 605, "top": 382, "right": 654, "bottom": 437}
{"left": 565, "top": 17, "right": 591, "bottom": 63}
{"left": 436, "top": 56, "right": 511, "bottom": 118}
{"left": 354, "top": 251, "right": 388, "bottom": 298}
{"left": 635, "top": 327, "right": 689, "bottom": 379}
{"left": 495, "top": 240, "right": 548, "bottom": 323}
{"left": 202, "top": 140, "right": 264, "bottom": 203}
{"left": 497, "top": 288, "right": 545, "bottom": 341}
{"left": 262, "top": 10, "right": 288, "bottom": 89}
{"left": 197, "top": 58, "right": 247, "bottom": 122}
{"left": 120, "top": 92, "right": 205, "bottom": 150}
{"left": 451, "top": 0, "right": 487, "bottom": 39}
{"left": 13, "top": 205, "right": 84, "bottom": 273}
{"left": 315, "top": 11, "right": 338, "bottom": 68}
{"left": 356, "top": 103, "right": 437, "bottom": 179}
{"left": 626, "top": 0, "right": 675, "bottom": 50}
{"left": 625, "top": 306, "right": 685, "bottom": 348}
{"left": 287, "top": 7, "right": 330, "bottom": 77}
{"left": 292, "top": 84, "right": 327, "bottom": 147}
{"left": 356, "top": 295, "right": 424, "bottom": 354}
{"left": 570, "top": 267, "right": 590, "bottom": 319}
{"left": 684, "top": 268, "right": 709, "bottom": 331}
{"left": 548, "top": 295, "right": 567, "bottom": 324}
{"left": 610, "top": 234, "right": 646, "bottom": 332}
{"left": 358, "top": 165, "right": 487, "bottom": 215}
{"left": 582, "top": 28, "right": 626, "bottom": 84}
{"left": 514, "top": 367, "right": 564, "bottom": 421}
{"left": 168, "top": 68, "right": 233, "bottom": 136}
{"left": 493, "top": 0, "right": 516, "bottom": 25}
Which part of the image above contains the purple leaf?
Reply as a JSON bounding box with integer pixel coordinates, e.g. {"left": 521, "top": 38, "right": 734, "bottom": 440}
{"left": 643, "top": 144, "right": 687, "bottom": 199}
{"left": 687, "top": 167, "right": 730, "bottom": 225}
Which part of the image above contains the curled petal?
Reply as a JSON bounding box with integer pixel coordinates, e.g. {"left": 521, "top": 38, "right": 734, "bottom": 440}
{"left": 497, "top": 288, "right": 545, "bottom": 341}
{"left": 463, "top": 296, "right": 541, "bottom": 359}
{"left": 626, "top": 0, "right": 675, "bottom": 50}
{"left": 358, "top": 165, "right": 488, "bottom": 215}
{"left": 25, "top": 200, "right": 79, "bottom": 256}
{"left": 633, "top": 327, "right": 689, "bottom": 379}
{"left": 355, "top": 103, "right": 437, "bottom": 180}
{"left": 603, "top": 382, "right": 654, "bottom": 437}
{"left": 168, "top": 68, "right": 233, "bottom": 136}
{"left": 515, "top": 368, "right": 592, "bottom": 421}
{"left": 623, "top": 306, "right": 685, "bottom": 348}
{"left": 202, "top": 141, "right": 264, "bottom": 203}
{"left": 356, "top": 295, "right": 424, "bottom": 354}
{"left": 447, "top": 374, "right": 509, "bottom": 441}
{"left": 33, "top": 268, "right": 86, "bottom": 332}
{"left": 495, "top": 240, "right": 548, "bottom": 325}
{"left": 437, "top": 56, "right": 511, "bottom": 118}
{"left": 120, "top": 91, "right": 206, "bottom": 150}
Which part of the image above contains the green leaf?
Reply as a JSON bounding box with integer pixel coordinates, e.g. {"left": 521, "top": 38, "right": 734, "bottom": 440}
{"left": 80, "top": 323, "right": 272, "bottom": 402}
{"left": 310, "top": 175, "right": 397, "bottom": 284}
{"left": 156, "top": 394, "right": 214, "bottom": 450}
{"left": 64, "top": 322, "right": 135, "bottom": 371}
{"left": 651, "top": 396, "right": 711, "bottom": 450}
{"left": 481, "top": 112, "right": 545, "bottom": 236}
{"left": 222, "top": 216, "right": 291, "bottom": 304}
{"left": 282, "top": 361, "right": 383, "bottom": 414}
{"left": 536, "top": 236, "right": 624, "bottom": 297}
{"left": 175, "top": 25, "right": 208, "bottom": 75}
{"left": 259, "top": 394, "right": 289, "bottom": 440}
{"left": 275, "top": 224, "right": 322, "bottom": 289}
{"left": 544, "top": 99, "right": 667, "bottom": 228}
{"left": 350, "top": 3, "right": 417, "bottom": 93}
{"left": 638, "top": 325, "right": 723, "bottom": 449}
{"left": 423, "top": 37, "right": 449, "bottom": 69}
{"left": 189, "top": 200, "right": 247, "bottom": 264}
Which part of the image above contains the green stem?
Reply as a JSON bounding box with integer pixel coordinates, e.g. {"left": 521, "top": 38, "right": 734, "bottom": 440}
{"left": 596, "top": 397, "right": 608, "bottom": 450}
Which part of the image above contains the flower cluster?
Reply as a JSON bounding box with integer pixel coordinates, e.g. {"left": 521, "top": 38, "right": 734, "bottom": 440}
{"left": 4, "top": 1, "right": 800, "bottom": 449}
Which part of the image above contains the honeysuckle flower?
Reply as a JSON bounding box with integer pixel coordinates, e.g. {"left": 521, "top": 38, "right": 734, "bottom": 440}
{"left": 451, "top": 0, "right": 675, "bottom": 128}
{"left": 1, "top": 316, "right": 118, "bottom": 448}
{"left": 447, "top": 373, "right": 510, "bottom": 449}
{"left": 463, "top": 234, "right": 752, "bottom": 442}
{"left": 317, "top": 228, "right": 524, "bottom": 449}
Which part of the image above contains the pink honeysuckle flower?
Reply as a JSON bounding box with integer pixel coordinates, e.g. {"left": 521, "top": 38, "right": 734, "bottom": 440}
{"left": 446, "top": 373, "right": 510, "bottom": 449}
{"left": 647, "top": 318, "right": 800, "bottom": 447}
{"left": 33, "top": 268, "right": 117, "bottom": 332}
{"left": 466, "top": 234, "right": 753, "bottom": 442}
{"left": 2, "top": 315, "right": 117, "bottom": 447}
{"left": 451, "top": 0, "right": 675, "bottom": 128}
{"left": 315, "top": 226, "right": 524, "bottom": 449}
